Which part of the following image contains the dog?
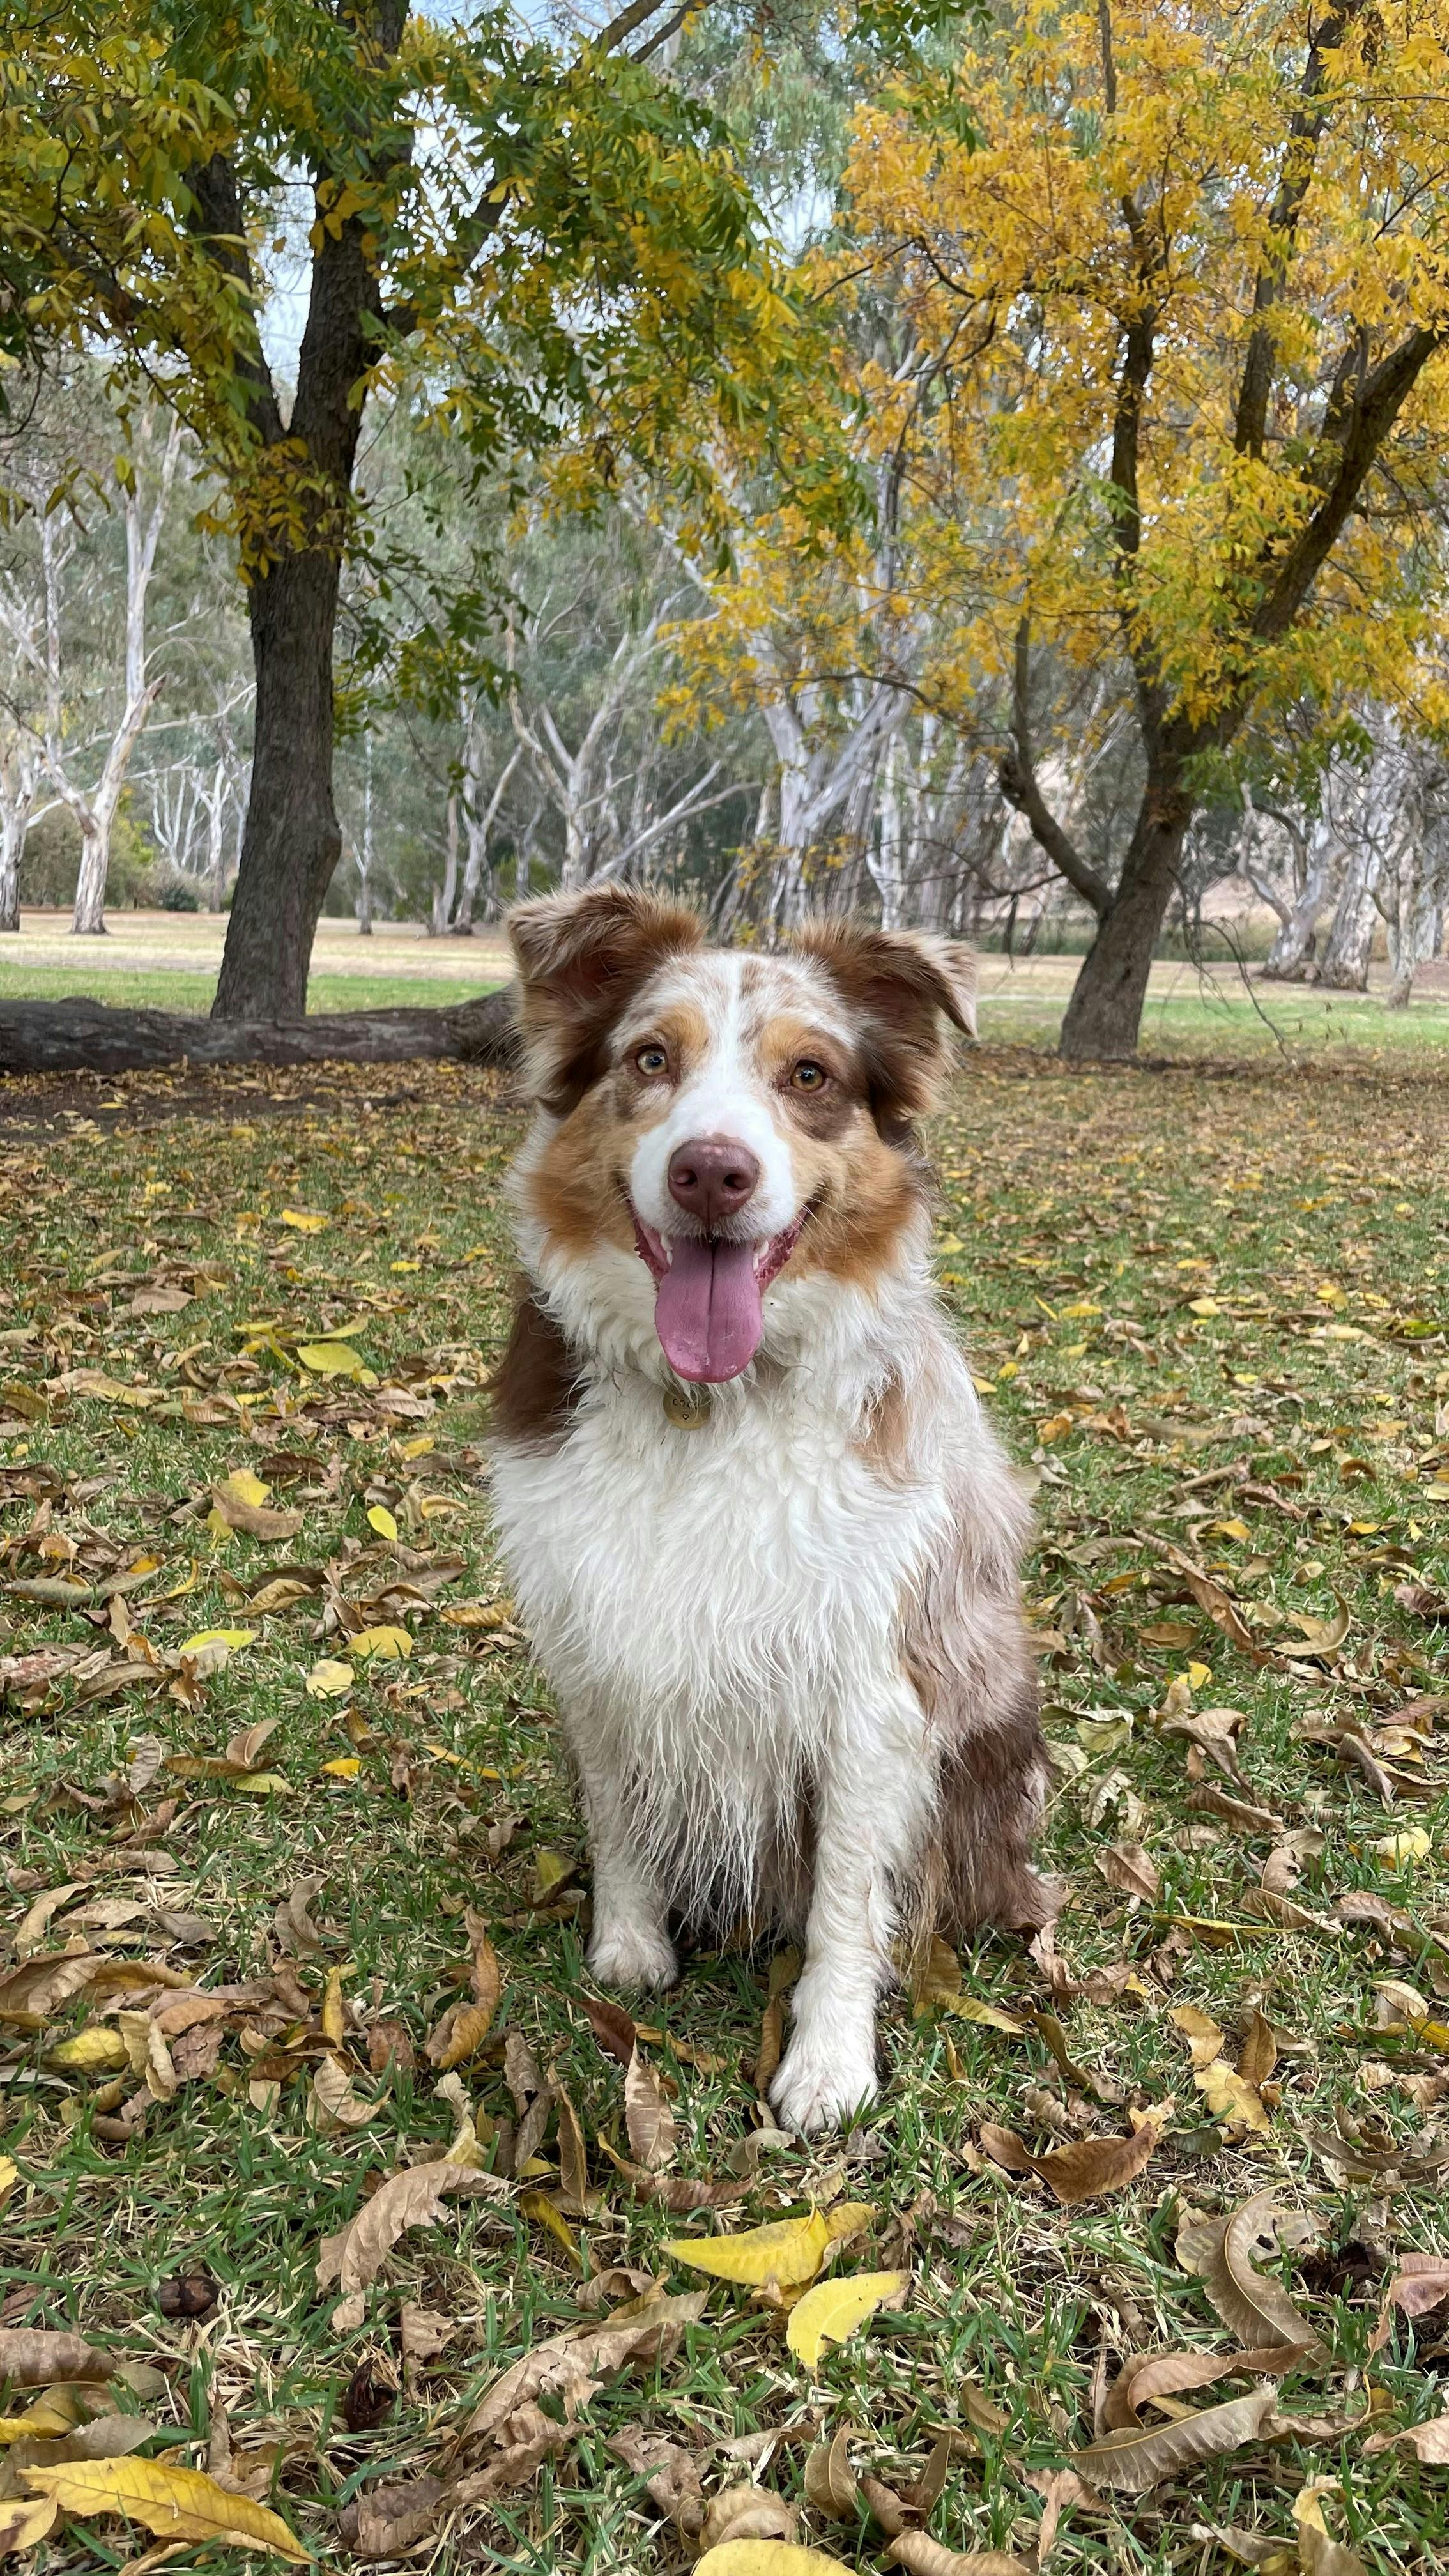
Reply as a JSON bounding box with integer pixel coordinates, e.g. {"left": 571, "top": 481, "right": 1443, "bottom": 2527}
{"left": 487, "top": 882, "right": 1054, "bottom": 2133}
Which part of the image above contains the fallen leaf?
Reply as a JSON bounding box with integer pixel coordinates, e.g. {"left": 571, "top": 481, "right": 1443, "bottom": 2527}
{"left": 1364, "top": 2412, "right": 1449, "bottom": 2462}
{"left": 889, "top": 2543, "right": 1033, "bottom": 2576}
{"left": 0, "top": 2496, "right": 58, "bottom": 2555}
{"left": 296, "top": 1341, "right": 367, "bottom": 1379}
{"left": 804, "top": 2428, "right": 858, "bottom": 2519}
{"left": 786, "top": 2269, "right": 909, "bottom": 2366}
{"left": 1096, "top": 1842, "right": 1160, "bottom": 1901}
{"left": 579, "top": 1993, "right": 636, "bottom": 2065}
{"left": 1374, "top": 1827, "right": 1431, "bottom": 1869}
{"left": 316, "top": 2159, "right": 508, "bottom": 2297}
{"left": 1070, "top": 2386, "right": 1280, "bottom": 2490}
{"left": 367, "top": 1505, "right": 399, "bottom": 1542}
{"left": 595, "top": 2141, "right": 749, "bottom": 2208}
{"left": 1105, "top": 2344, "right": 1309, "bottom": 2430}
{"left": 664, "top": 2209, "right": 832, "bottom": 2288}
{"left": 979, "top": 2115, "right": 1161, "bottom": 2204}
{"left": 0, "top": 2331, "right": 114, "bottom": 2385}
{"left": 464, "top": 2293, "right": 708, "bottom": 2440}
{"left": 625, "top": 2048, "right": 677, "bottom": 2172}
{"left": 280, "top": 1208, "right": 329, "bottom": 1232}
{"left": 1177, "top": 2194, "right": 1326, "bottom": 2357}
{"left": 21, "top": 2458, "right": 305, "bottom": 2558}
{"left": 425, "top": 1918, "right": 502, "bottom": 2070}
{"left": 349, "top": 1625, "right": 411, "bottom": 1661}
{"left": 305, "top": 1659, "right": 355, "bottom": 1699}
{"left": 700, "top": 2489, "right": 799, "bottom": 2550}
{"left": 695, "top": 2549, "right": 846, "bottom": 2576}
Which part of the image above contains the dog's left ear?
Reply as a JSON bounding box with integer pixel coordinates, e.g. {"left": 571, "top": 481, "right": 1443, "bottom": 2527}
{"left": 793, "top": 921, "right": 977, "bottom": 1131}
{"left": 507, "top": 881, "right": 705, "bottom": 1112}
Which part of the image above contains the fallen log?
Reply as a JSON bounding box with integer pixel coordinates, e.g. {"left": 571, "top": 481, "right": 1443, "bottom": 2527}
{"left": 0, "top": 988, "right": 518, "bottom": 1077}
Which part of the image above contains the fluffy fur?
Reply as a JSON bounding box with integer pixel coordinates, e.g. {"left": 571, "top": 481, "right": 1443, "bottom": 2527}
{"left": 488, "top": 882, "right": 1054, "bottom": 2133}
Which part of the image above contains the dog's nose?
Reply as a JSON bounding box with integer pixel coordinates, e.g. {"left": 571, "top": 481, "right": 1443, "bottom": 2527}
{"left": 667, "top": 1136, "right": 760, "bottom": 1230}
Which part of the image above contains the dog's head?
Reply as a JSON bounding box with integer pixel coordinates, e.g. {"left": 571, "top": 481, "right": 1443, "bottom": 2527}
{"left": 507, "top": 883, "right": 975, "bottom": 1384}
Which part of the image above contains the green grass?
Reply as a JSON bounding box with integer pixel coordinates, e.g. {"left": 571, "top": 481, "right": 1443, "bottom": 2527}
{"left": 978, "top": 976, "right": 1449, "bottom": 1061}
{"left": 0, "top": 1052, "right": 1446, "bottom": 2572}
{"left": 0, "top": 962, "right": 502, "bottom": 1015}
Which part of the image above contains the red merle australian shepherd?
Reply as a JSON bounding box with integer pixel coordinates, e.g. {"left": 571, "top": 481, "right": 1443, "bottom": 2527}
{"left": 489, "top": 882, "right": 1053, "bottom": 2133}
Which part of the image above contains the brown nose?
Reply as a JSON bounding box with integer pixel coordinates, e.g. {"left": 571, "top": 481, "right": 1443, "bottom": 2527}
{"left": 667, "top": 1135, "right": 760, "bottom": 1230}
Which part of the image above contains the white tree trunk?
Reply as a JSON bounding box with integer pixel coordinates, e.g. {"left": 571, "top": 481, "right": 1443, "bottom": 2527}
{"left": 1316, "top": 840, "right": 1381, "bottom": 990}
{"left": 432, "top": 790, "right": 459, "bottom": 935}
{"left": 65, "top": 415, "right": 180, "bottom": 935}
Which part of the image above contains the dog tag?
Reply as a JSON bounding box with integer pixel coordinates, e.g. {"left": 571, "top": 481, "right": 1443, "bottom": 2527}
{"left": 663, "top": 1384, "right": 712, "bottom": 1430}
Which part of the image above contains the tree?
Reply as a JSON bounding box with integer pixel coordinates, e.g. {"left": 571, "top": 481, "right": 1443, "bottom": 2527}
{"left": 844, "top": 1, "right": 1449, "bottom": 1055}
{"left": 8, "top": 1, "right": 809, "bottom": 1019}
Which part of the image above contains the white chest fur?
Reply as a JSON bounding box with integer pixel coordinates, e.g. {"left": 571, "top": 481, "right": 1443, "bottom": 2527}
{"left": 489, "top": 1361, "right": 946, "bottom": 1733}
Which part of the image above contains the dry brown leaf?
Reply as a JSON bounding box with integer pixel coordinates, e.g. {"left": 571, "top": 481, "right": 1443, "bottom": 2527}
{"left": 208, "top": 1482, "right": 303, "bottom": 1542}
{"left": 578, "top": 1991, "right": 637, "bottom": 2066}
{"left": 1070, "top": 2386, "right": 1279, "bottom": 2490}
{"left": 1178, "top": 2194, "right": 1326, "bottom": 2358}
{"left": 462, "top": 2293, "right": 707, "bottom": 2441}
{"left": 316, "top": 2159, "right": 508, "bottom": 2297}
{"left": 1096, "top": 1843, "right": 1160, "bottom": 1901}
{"left": 1239, "top": 2011, "right": 1278, "bottom": 2090}
{"left": 0, "top": 2496, "right": 58, "bottom": 2556}
{"left": 0, "top": 1951, "right": 105, "bottom": 2026}
{"left": 1104, "top": 2345, "right": 1308, "bottom": 2431}
{"left": 553, "top": 2084, "right": 590, "bottom": 2214}
{"left": 979, "top": 2114, "right": 1161, "bottom": 2204}
{"left": 595, "top": 2138, "right": 749, "bottom": 2208}
{"left": 337, "top": 2474, "right": 448, "bottom": 2558}
{"left": 1363, "top": 2412, "right": 1449, "bottom": 2462}
{"left": 0, "top": 2330, "right": 114, "bottom": 2385}
{"left": 804, "top": 2428, "right": 858, "bottom": 2520}
{"left": 888, "top": 2543, "right": 1033, "bottom": 2576}
{"left": 699, "top": 2488, "right": 798, "bottom": 2551}
{"left": 624, "top": 2046, "right": 677, "bottom": 2172}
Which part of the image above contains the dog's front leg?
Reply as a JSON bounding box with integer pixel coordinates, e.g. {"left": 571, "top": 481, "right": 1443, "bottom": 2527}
{"left": 569, "top": 1724, "right": 678, "bottom": 1991}
{"left": 769, "top": 1685, "right": 931, "bottom": 2136}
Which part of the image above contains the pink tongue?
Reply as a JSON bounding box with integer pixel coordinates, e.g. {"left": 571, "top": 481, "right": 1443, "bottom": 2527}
{"left": 654, "top": 1238, "right": 763, "bottom": 1383}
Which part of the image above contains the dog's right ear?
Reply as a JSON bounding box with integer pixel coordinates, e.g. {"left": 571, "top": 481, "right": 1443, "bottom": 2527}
{"left": 507, "top": 882, "right": 704, "bottom": 1112}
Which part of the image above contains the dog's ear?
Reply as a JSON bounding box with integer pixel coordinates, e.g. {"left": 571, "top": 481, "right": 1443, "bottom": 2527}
{"left": 793, "top": 921, "right": 976, "bottom": 1135}
{"left": 507, "top": 882, "right": 705, "bottom": 1111}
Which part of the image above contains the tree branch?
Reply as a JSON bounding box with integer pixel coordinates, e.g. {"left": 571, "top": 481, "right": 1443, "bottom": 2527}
{"left": 1233, "top": 3, "right": 1367, "bottom": 459}
{"left": 594, "top": 0, "right": 682, "bottom": 56}
{"left": 998, "top": 618, "right": 1112, "bottom": 917}
{"left": 183, "top": 153, "right": 285, "bottom": 448}
{"left": 1254, "top": 323, "right": 1443, "bottom": 642}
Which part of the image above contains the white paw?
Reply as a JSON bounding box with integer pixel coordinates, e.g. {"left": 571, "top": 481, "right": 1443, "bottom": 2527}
{"left": 588, "top": 1920, "right": 678, "bottom": 1991}
{"left": 769, "top": 2037, "right": 878, "bottom": 2137}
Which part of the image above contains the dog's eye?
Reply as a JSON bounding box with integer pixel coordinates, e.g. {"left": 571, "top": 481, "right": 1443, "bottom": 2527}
{"left": 792, "top": 1060, "right": 827, "bottom": 1091}
{"left": 635, "top": 1045, "right": 668, "bottom": 1077}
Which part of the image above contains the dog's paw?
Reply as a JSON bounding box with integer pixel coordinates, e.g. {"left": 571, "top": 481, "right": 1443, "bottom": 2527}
{"left": 769, "top": 2038, "right": 878, "bottom": 2138}
{"left": 588, "top": 1921, "right": 678, "bottom": 1991}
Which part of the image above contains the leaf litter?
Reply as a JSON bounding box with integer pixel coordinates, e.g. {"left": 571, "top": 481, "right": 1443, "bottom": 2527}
{"left": 4, "top": 1058, "right": 1449, "bottom": 2568}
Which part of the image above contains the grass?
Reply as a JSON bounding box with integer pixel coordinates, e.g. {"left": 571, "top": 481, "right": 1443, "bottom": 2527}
{"left": 0, "top": 1041, "right": 1447, "bottom": 2572}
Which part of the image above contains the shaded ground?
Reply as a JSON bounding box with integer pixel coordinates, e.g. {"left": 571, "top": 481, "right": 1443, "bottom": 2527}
{"left": 0, "top": 1053, "right": 1447, "bottom": 2572}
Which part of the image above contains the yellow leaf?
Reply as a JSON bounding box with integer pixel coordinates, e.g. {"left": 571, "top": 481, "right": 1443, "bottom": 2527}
{"left": 1375, "top": 1827, "right": 1432, "bottom": 1869}
{"left": 22, "top": 2457, "right": 306, "bottom": 2559}
{"left": 0, "top": 2492, "right": 58, "bottom": 2552}
{"left": 664, "top": 2209, "right": 832, "bottom": 2288}
{"left": 822, "top": 2202, "right": 875, "bottom": 2245}
{"left": 786, "top": 2269, "right": 910, "bottom": 2367}
{"left": 218, "top": 1468, "right": 270, "bottom": 1509}
{"left": 0, "top": 2158, "right": 15, "bottom": 2214}
{"left": 280, "top": 1208, "right": 329, "bottom": 1233}
{"left": 180, "top": 1627, "right": 256, "bottom": 1657}
{"left": 532, "top": 1847, "right": 572, "bottom": 1899}
{"left": 350, "top": 1625, "right": 411, "bottom": 1661}
{"left": 519, "top": 2188, "right": 581, "bottom": 2264}
{"left": 1188, "top": 1297, "right": 1221, "bottom": 1317}
{"left": 695, "top": 2548, "right": 846, "bottom": 2575}
{"left": 321, "top": 1756, "right": 361, "bottom": 1780}
{"left": 367, "top": 1505, "right": 399, "bottom": 1542}
{"left": 305, "top": 1659, "right": 355, "bottom": 1698}
{"left": 0, "top": 2398, "right": 76, "bottom": 2443}
{"left": 944, "top": 1997, "right": 1031, "bottom": 2035}
{"left": 49, "top": 2025, "right": 129, "bottom": 2073}
{"left": 232, "top": 1772, "right": 291, "bottom": 1796}
{"left": 321, "top": 1967, "right": 346, "bottom": 2049}
{"left": 1209, "top": 1519, "right": 1252, "bottom": 1544}
{"left": 296, "top": 1342, "right": 367, "bottom": 1379}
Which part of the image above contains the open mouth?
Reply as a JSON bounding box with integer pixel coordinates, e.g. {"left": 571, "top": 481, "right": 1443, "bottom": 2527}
{"left": 630, "top": 1204, "right": 810, "bottom": 1384}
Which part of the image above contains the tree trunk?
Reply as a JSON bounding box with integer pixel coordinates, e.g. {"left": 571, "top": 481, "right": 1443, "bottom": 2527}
{"left": 212, "top": 549, "right": 343, "bottom": 1020}
{"left": 432, "top": 790, "right": 459, "bottom": 935}
{"left": 1261, "top": 834, "right": 1337, "bottom": 979}
{"left": 1057, "top": 770, "right": 1193, "bottom": 1059}
{"left": 0, "top": 806, "right": 24, "bottom": 933}
{"left": 71, "top": 813, "right": 109, "bottom": 935}
{"left": 1315, "top": 840, "right": 1380, "bottom": 989}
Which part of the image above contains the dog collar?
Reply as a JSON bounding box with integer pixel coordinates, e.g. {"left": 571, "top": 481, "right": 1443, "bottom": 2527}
{"left": 663, "top": 1383, "right": 713, "bottom": 1430}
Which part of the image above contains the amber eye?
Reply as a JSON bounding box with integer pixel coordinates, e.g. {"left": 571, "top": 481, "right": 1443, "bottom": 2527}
{"left": 792, "top": 1060, "right": 827, "bottom": 1091}
{"left": 635, "top": 1044, "right": 668, "bottom": 1077}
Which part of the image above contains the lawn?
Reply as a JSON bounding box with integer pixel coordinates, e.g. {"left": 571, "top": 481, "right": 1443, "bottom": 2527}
{"left": 0, "top": 1044, "right": 1446, "bottom": 2575}
{"left": 0, "top": 965, "right": 503, "bottom": 1018}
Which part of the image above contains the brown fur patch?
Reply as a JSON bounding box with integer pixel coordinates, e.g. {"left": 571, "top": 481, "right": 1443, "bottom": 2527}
{"left": 509, "top": 884, "right": 704, "bottom": 1116}
{"left": 489, "top": 1285, "right": 581, "bottom": 1448}
{"left": 792, "top": 921, "right": 976, "bottom": 1140}
{"left": 790, "top": 1124, "right": 923, "bottom": 1293}
{"left": 525, "top": 1084, "right": 638, "bottom": 1264}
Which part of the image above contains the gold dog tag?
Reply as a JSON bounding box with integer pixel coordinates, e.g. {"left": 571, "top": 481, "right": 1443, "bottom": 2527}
{"left": 663, "top": 1384, "right": 713, "bottom": 1430}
